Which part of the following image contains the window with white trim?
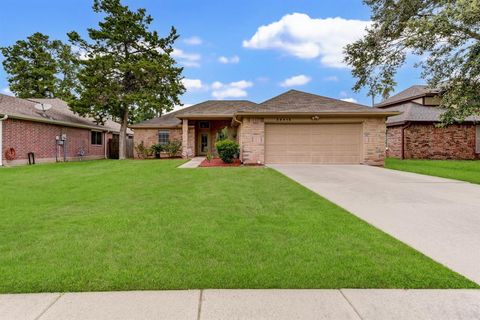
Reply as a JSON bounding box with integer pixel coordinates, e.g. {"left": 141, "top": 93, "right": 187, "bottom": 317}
{"left": 158, "top": 130, "right": 170, "bottom": 145}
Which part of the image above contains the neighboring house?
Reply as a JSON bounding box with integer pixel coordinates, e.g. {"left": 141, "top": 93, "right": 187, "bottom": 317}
{"left": 0, "top": 94, "right": 133, "bottom": 166}
{"left": 376, "top": 85, "right": 480, "bottom": 160}
{"left": 131, "top": 90, "right": 397, "bottom": 165}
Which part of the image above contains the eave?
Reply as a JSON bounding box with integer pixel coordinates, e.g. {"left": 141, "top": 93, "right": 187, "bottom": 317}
{"left": 1, "top": 113, "right": 115, "bottom": 132}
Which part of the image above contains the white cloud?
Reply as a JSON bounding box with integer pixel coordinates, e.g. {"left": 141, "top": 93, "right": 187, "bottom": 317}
{"left": 340, "top": 98, "right": 358, "bottom": 103}
{"left": 280, "top": 74, "right": 311, "bottom": 87}
{"left": 183, "top": 36, "right": 203, "bottom": 46}
{"left": 211, "top": 80, "right": 253, "bottom": 99}
{"left": 181, "top": 78, "right": 205, "bottom": 91}
{"left": 243, "top": 13, "right": 370, "bottom": 68}
{"left": 1, "top": 87, "right": 13, "bottom": 96}
{"left": 218, "top": 55, "right": 240, "bottom": 64}
{"left": 172, "top": 48, "right": 201, "bottom": 67}
{"left": 323, "top": 76, "right": 339, "bottom": 82}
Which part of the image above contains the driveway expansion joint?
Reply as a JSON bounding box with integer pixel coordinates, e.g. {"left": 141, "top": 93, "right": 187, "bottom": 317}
{"left": 339, "top": 289, "right": 364, "bottom": 320}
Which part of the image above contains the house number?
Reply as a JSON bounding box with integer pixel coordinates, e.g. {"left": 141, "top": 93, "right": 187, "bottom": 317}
{"left": 276, "top": 117, "right": 291, "bottom": 122}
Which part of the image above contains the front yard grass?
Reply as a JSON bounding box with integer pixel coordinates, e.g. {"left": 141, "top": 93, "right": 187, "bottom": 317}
{"left": 386, "top": 158, "right": 480, "bottom": 184}
{"left": 0, "top": 160, "right": 477, "bottom": 293}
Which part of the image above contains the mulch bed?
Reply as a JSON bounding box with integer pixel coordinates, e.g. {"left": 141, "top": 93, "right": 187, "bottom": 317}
{"left": 199, "top": 158, "right": 242, "bottom": 167}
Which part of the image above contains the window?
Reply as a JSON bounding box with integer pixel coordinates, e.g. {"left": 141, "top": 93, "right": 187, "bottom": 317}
{"left": 158, "top": 130, "right": 170, "bottom": 145}
{"left": 476, "top": 125, "right": 480, "bottom": 154}
{"left": 91, "top": 131, "right": 103, "bottom": 145}
{"left": 199, "top": 121, "right": 210, "bottom": 129}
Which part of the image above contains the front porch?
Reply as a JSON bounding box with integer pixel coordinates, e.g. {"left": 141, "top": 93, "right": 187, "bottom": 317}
{"left": 180, "top": 118, "right": 238, "bottom": 158}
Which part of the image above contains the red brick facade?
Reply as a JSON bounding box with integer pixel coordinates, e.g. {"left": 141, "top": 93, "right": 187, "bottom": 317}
{"left": 387, "top": 123, "right": 480, "bottom": 160}
{"left": 2, "top": 118, "right": 106, "bottom": 165}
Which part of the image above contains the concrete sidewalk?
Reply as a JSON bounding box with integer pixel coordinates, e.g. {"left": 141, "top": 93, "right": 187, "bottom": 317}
{"left": 178, "top": 157, "right": 205, "bottom": 168}
{"left": 2, "top": 289, "right": 480, "bottom": 320}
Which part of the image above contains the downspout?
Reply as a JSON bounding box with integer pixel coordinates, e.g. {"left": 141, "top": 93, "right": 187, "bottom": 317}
{"left": 401, "top": 122, "right": 412, "bottom": 160}
{"left": 0, "top": 115, "right": 8, "bottom": 167}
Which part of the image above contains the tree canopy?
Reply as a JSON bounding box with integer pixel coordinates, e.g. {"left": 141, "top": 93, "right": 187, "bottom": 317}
{"left": 1, "top": 32, "right": 78, "bottom": 100}
{"left": 68, "top": 0, "right": 185, "bottom": 159}
{"left": 345, "top": 0, "right": 480, "bottom": 123}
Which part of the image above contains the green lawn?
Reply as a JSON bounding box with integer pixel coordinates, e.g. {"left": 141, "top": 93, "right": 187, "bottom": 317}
{"left": 0, "top": 160, "right": 476, "bottom": 293}
{"left": 386, "top": 158, "right": 480, "bottom": 184}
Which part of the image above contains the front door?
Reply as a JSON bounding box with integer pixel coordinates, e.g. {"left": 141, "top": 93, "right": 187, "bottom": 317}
{"left": 197, "top": 132, "right": 210, "bottom": 155}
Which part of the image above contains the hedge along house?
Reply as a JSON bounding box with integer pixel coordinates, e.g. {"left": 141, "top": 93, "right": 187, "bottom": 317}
{"left": 0, "top": 94, "right": 133, "bottom": 166}
{"left": 131, "top": 90, "right": 398, "bottom": 166}
{"left": 376, "top": 85, "right": 480, "bottom": 160}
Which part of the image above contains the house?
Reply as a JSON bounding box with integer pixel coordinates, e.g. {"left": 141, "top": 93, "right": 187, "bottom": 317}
{"left": 0, "top": 94, "right": 133, "bottom": 166}
{"left": 376, "top": 85, "right": 480, "bottom": 160}
{"left": 131, "top": 90, "right": 398, "bottom": 165}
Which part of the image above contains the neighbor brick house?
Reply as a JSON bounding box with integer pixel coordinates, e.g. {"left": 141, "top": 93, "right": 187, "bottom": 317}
{"left": 131, "top": 90, "right": 397, "bottom": 166}
{"left": 0, "top": 94, "right": 133, "bottom": 166}
{"left": 376, "top": 85, "right": 480, "bottom": 160}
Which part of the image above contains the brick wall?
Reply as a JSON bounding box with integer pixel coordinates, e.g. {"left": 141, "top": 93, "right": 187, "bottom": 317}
{"left": 2, "top": 118, "right": 105, "bottom": 165}
{"left": 239, "top": 117, "right": 265, "bottom": 164}
{"left": 134, "top": 127, "right": 190, "bottom": 158}
{"left": 386, "top": 126, "right": 403, "bottom": 158}
{"left": 403, "top": 123, "right": 479, "bottom": 160}
{"left": 362, "top": 117, "right": 387, "bottom": 166}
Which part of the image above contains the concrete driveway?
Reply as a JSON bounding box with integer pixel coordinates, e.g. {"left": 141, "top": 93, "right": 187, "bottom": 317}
{"left": 269, "top": 164, "right": 480, "bottom": 284}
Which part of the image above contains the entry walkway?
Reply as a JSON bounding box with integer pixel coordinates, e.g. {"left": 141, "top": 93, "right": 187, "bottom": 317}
{"left": 178, "top": 157, "right": 204, "bottom": 168}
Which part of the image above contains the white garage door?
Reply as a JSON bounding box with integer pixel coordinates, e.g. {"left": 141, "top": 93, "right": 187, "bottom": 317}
{"left": 265, "top": 123, "right": 363, "bottom": 164}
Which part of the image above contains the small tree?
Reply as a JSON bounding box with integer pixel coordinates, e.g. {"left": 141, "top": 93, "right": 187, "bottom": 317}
{"left": 1, "top": 32, "right": 78, "bottom": 100}
{"left": 68, "top": 0, "right": 185, "bottom": 159}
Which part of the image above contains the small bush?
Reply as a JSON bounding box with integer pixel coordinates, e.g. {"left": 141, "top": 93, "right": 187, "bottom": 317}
{"left": 135, "top": 141, "right": 154, "bottom": 159}
{"left": 150, "top": 144, "right": 163, "bottom": 158}
{"left": 215, "top": 139, "right": 239, "bottom": 163}
{"left": 163, "top": 140, "right": 182, "bottom": 158}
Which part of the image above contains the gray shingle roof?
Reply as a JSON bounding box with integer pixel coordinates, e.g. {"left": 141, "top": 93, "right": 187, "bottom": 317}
{"left": 239, "top": 89, "right": 392, "bottom": 114}
{"left": 0, "top": 94, "right": 130, "bottom": 133}
{"left": 376, "top": 85, "right": 439, "bottom": 108}
{"left": 385, "top": 102, "right": 480, "bottom": 125}
{"left": 130, "top": 90, "right": 397, "bottom": 128}
{"left": 130, "top": 100, "right": 258, "bottom": 128}
{"left": 129, "top": 109, "right": 183, "bottom": 128}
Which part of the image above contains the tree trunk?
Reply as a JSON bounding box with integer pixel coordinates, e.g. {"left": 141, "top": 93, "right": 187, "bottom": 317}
{"left": 119, "top": 108, "right": 129, "bottom": 160}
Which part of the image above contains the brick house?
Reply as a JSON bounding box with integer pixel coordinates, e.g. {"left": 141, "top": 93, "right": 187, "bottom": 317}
{"left": 376, "top": 85, "right": 480, "bottom": 160}
{"left": 131, "top": 90, "right": 397, "bottom": 166}
{"left": 0, "top": 94, "right": 133, "bottom": 166}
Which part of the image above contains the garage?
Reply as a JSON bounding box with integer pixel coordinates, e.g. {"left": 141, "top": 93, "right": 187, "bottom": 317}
{"left": 265, "top": 123, "right": 363, "bottom": 164}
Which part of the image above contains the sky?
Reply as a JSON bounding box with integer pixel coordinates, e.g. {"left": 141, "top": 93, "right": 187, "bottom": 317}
{"left": 0, "top": 0, "right": 425, "bottom": 110}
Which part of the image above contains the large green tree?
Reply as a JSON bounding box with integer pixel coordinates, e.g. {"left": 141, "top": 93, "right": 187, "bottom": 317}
{"left": 1, "top": 32, "right": 78, "bottom": 100}
{"left": 345, "top": 0, "right": 480, "bottom": 123}
{"left": 68, "top": 0, "right": 185, "bottom": 159}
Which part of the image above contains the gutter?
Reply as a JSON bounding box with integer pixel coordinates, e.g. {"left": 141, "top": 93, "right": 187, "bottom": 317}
{"left": 0, "top": 114, "right": 8, "bottom": 166}
{"left": 235, "top": 111, "right": 401, "bottom": 117}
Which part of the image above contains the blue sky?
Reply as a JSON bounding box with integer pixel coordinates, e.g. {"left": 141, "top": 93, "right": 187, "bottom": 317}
{"left": 0, "top": 0, "right": 424, "bottom": 109}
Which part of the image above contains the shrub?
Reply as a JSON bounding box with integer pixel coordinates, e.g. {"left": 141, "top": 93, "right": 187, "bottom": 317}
{"left": 215, "top": 139, "right": 239, "bottom": 163}
{"left": 163, "top": 140, "right": 182, "bottom": 158}
{"left": 150, "top": 144, "right": 163, "bottom": 158}
{"left": 135, "top": 141, "right": 154, "bottom": 159}
{"left": 206, "top": 151, "right": 213, "bottom": 162}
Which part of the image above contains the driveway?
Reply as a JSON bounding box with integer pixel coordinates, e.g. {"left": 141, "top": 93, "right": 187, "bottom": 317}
{"left": 269, "top": 164, "right": 480, "bottom": 284}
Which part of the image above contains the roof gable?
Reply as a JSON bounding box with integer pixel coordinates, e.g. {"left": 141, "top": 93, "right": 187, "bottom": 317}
{"left": 239, "top": 89, "right": 380, "bottom": 113}
{"left": 376, "top": 85, "right": 439, "bottom": 108}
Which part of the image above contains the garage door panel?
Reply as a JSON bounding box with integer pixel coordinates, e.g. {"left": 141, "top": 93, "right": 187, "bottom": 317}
{"left": 265, "top": 123, "right": 362, "bottom": 164}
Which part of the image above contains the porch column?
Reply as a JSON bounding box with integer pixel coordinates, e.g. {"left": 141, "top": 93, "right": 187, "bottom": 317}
{"left": 182, "top": 119, "right": 189, "bottom": 158}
